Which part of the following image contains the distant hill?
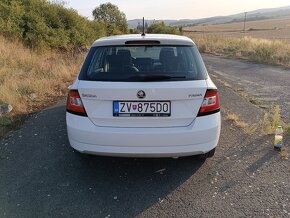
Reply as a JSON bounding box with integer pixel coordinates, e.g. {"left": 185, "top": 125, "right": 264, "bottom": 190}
{"left": 128, "top": 5, "right": 290, "bottom": 28}
{"left": 128, "top": 19, "right": 176, "bottom": 28}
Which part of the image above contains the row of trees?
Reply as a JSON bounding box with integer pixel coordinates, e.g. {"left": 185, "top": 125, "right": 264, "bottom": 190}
{"left": 134, "top": 21, "right": 182, "bottom": 35}
{"left": 0, "top": 0, "right": 182, "bottom": 50}
{"left": 0, "top": 1, "right": 127, "bottom": 49}
{"left": 147, "top": 22, "right": 182, "bottom": 35}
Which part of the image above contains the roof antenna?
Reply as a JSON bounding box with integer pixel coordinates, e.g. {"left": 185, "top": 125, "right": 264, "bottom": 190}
{"left": 141, "top": 17, "right": 145, "bottom": 36}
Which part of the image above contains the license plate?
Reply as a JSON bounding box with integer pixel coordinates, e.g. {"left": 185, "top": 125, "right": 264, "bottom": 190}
{"left": 113, "top": 101, "right": 171, "bottom": 117}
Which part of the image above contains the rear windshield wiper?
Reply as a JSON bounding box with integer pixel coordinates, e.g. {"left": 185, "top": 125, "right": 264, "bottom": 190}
{"left": 126, "top": 74, "right": 186, "bottom": 82}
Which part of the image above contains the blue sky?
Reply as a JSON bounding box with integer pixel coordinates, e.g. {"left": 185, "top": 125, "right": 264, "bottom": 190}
{"left": 65, "top": 0, "right": 290, "bottom": 20}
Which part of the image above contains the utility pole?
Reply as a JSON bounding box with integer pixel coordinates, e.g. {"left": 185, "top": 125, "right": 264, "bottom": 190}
{"left": 243, "top": 12, "right": 248, "bottom": 34}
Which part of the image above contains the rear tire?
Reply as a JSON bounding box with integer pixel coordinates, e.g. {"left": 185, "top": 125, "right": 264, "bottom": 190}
{"left": 199, "top": 148, "right": 216, "bottom": 159}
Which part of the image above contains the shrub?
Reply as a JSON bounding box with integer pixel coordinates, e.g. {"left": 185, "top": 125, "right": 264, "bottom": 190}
{"left": 254, "top": 45, "right": 275, "bottom": 63}
{"left": 147, "top": 22, "right": 182, "bottom": 35}
{"left": 0, "top": 0, "right": 109, "bottom": 49}
{"left": 190, "top": 35, "right": 290, "bottom": 67}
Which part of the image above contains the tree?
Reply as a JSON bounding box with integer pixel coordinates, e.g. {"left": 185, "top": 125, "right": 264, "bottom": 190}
{"left": 0, "top": 0, "right": 107, "bottom": 49}
{"left": 92, "top": 3, "right": 128, "bottom": 34}
{"left": 147, "top": 22, "right": 182, "bottom": 35}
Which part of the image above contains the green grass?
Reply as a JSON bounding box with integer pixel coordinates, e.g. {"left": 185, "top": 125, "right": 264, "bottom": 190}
{"left": 0, "top": 116, "right": 12, "bottom": 126}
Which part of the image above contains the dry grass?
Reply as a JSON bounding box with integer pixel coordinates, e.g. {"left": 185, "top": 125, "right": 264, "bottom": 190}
{"left": 234, "top": 89, "right": 264, "bottom": 107}
{"left": 188, "top": 34, "right": 290, "bottom": 67}
{"left": 215, "top": 78, "right": 232, "bottom": 88}
{"left": 285, "top": 124, "right": 290, "bottom": 136}
{"left": 259, "top": 106, "right": 282, "bottom": 135}
{"left": 0, "top": 36, "right": 83, "bottom": 129}
{"left": 184, "top": 16, "right": 290, "bottom": 67}
{"left": 227, "top": 113, "right": 248, "bottom": 129}
{"left": 225, "top": 105, "right": 290, "bottom": 136}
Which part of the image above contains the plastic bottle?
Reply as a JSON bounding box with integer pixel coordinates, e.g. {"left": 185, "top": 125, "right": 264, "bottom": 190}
{"left": 274, "top": 125, "right": 283, "bottom": 151}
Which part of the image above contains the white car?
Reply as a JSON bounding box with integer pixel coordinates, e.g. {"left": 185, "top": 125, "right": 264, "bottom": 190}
{"left": 66, "top": 34, "right": 221, "bottom": 158}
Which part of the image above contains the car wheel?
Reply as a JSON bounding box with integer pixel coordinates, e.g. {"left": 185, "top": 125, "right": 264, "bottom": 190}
{"left": 199, "top": 148, "right": 216, "bottom": 159}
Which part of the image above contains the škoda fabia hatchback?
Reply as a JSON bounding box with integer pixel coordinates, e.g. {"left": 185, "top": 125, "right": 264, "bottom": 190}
{"left": 66, "top": 34, "right": 221, "bottom": 158}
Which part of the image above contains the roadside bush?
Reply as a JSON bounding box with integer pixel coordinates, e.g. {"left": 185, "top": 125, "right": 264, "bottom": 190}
{"left": 147, "top": 22, "right": 182, "bottom": 35}
{"left": 0, "top": 0, "right": 25, "bottom": 39}
{"left": 0, "top": 0, "right": 109, "bottom": 50}
{"left": 254, "top": 44, "right": 276, "bottom": 63}
{"left": 190, "top": 34, "right": 290, "bottom": 67}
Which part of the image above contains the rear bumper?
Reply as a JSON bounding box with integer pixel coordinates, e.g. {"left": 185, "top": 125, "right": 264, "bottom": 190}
{"left": 66, "top": 112, "right": 221, "bottom": 157}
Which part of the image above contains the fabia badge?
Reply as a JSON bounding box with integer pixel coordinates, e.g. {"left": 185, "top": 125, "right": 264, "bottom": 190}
{"left": 137, "top": 90, "right": 146, "bottom": 99}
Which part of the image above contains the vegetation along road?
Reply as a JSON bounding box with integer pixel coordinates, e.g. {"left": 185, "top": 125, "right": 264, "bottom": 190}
{"left": 0, "top": 56, "right": 289, "bottom": 218}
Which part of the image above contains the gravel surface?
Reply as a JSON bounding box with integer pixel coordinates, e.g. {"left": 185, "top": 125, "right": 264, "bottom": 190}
{"left": 0, "top": 57, "right": 290, "bottom": 218}
{"left": 203, "top": 54, "right": 290, "bottom": 123}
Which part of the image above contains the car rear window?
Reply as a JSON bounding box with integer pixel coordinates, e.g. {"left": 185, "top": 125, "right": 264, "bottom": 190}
{"left": 78, "top": 45, "right": 208, "bottom": 82}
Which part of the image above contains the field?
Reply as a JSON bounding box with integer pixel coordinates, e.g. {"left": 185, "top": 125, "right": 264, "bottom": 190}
{"left": 0, "top": 36, "right": 83, "bottom": 135}
{"left": 184, "top": 16, "right": 290, "bottom": 43}
{"left": 183, "top": 16, "right": 290, "bottom": 68}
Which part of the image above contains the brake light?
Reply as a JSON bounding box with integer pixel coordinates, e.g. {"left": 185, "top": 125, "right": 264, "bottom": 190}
{"left": 66, "top": 90, "right": 87, "bottom": 116}
{"left": 197, "top": 89, "right": 220, "bottom": 116}
{"left": 125, "top": 40, "right": 160, "bottom": 45}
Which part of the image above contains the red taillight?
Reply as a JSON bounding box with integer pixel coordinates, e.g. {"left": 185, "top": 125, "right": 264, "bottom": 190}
{"left": 66, "top": 90, "right": 87, "bottom": 116}
{"left": 197, "top": 89, "right": 220, "bottom": 116}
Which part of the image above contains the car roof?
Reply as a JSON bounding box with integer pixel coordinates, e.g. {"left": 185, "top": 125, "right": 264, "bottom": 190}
{"left": 91, "top": 34, "right": 195, "bottom": 47}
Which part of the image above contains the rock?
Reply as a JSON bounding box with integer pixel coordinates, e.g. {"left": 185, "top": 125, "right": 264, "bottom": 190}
{"left": 0, "top": 103, "right": 13, "bottom": 116}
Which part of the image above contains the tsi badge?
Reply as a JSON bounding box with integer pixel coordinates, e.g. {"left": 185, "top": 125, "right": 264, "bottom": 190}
{"left": 137, "top": 90, "right": 146, "bottom": 99}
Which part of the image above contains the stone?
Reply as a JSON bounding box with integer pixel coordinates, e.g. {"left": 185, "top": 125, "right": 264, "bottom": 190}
{"left": 0, "top": 103, "right": 13, "bottom": 116}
